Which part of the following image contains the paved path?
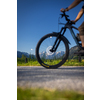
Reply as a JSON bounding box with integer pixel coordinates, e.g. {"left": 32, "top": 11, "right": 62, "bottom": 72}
{"left": 17, "top": 66, "right": 84, "bottom": 92}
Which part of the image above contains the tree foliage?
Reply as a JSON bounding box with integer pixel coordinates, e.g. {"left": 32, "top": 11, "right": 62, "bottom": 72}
{"left": 17, "top": 54, "right": 36, "bottom": 64}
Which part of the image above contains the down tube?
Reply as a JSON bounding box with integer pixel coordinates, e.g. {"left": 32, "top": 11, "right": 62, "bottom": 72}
{"left": 69, "top": 28, "right": 80, "bottom": 46}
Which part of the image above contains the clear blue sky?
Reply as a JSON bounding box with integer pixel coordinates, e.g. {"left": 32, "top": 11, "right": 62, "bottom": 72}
{"left": 17, "top": 0, "right": 84, "bottom": 54}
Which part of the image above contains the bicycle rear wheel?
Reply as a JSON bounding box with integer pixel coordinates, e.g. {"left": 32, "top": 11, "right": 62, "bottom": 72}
{"left": 36, "top": 33, "right": 69, "bottom": 69}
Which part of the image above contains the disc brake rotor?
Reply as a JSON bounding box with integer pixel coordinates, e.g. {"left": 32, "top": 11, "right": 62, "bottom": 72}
{"left": 46, "top": 46, "right": 54, "bottom": 55}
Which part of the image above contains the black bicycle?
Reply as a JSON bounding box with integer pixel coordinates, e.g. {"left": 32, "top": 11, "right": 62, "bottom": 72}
{"left": 36, "top": 11, "right": 83, "bottom": 69}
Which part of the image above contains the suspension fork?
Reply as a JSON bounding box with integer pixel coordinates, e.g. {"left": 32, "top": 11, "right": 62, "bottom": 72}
{"left": 50, "top": 28, "right": 66, "bottom": 52}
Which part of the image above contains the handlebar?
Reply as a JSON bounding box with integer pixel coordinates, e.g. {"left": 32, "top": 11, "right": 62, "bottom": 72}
{"left": 60, "top": 11, "right": 75, "bottom": 25}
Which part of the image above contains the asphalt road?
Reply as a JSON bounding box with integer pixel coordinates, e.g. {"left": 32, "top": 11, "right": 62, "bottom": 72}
{"left": 17, "top": 66, "right": 84, "bottom": 92}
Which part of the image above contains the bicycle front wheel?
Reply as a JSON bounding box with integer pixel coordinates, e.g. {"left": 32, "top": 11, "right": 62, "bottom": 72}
{"left": 36, "top": 33, "right": 69, "bottom": 69}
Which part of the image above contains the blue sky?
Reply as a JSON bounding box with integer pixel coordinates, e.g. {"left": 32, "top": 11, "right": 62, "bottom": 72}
{"left": 17, "top": 0, "right": 84, "bottom": 54}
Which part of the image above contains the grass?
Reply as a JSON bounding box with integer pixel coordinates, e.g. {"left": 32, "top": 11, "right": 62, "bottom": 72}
{"left": 63, "top": 59, "right": 84, "bottom": 66}
{"left": 17, "top": 88, "right": 84, "bottom": 100}
{"left": 17, "top": 59, "right": 84, "bottom": 66}
{"left": 17, "top": 60, "right": 41, "bottom": 66}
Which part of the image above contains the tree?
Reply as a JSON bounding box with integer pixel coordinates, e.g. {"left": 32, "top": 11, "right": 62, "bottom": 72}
{"left": 29, "top": 54, "right": 32, "bottom": 61}
{"left": 21, "top": 54, "right": 26, "bottom": 59}
{"left": 31, "top": 54, "right": 35, "bottom": 61}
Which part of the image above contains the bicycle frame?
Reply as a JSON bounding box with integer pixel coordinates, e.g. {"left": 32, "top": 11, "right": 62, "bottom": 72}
{"left": 50, "top": 22, "right": 82, "bottom": 52}
{"left": 61, "top": 22, "right": 80, "bottom": 47}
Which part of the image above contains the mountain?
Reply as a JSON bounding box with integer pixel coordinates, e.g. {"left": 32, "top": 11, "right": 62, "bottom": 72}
{"left": 17, "top": 51, "right": 29, "bottom": 58}
{"left": 39, "top": 46, "right": 82, "bottom": 59}
{"left": 68, "top": 46, "right": 84, "bottom": 59}
{"left": 17, "top": 46, "right": 84, "bottom": 59}
{"left": 39, "top": 51, "right": 65, "bottom": 59}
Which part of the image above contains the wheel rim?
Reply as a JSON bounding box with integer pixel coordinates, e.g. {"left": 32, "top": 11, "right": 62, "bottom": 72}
{"left": 38, "top": 34, "right": 67, "bottom": 66}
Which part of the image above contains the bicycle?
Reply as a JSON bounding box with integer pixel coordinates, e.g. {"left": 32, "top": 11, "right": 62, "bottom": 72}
{"left": 36, "top": 11, "right": 84, "bottom": 69}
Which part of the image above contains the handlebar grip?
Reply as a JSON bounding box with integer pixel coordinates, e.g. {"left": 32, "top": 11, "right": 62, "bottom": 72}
{"left": 62, "top": 9, "right": 65, "bottom": 12}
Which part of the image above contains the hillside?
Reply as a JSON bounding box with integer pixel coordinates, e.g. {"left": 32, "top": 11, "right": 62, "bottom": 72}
{"left": 68, "top": 46, "right": 79, "bottom": 59}
{"left": 68, "top": 46, "right": 84, "bottom": 59}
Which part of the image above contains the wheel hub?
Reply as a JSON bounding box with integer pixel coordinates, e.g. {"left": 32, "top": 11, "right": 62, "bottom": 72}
{"left": 46, "top": 46, "right": 54, "bottom": 55}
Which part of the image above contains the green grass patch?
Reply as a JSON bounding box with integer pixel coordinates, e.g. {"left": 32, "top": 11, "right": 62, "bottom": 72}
{"left": 17, "top": 88, "right": 84, "bottom": 100}
{"left": 63, "top": 59, "right": 84, "bottom": 66}
{"left": 17, "top": 61, "right": 41, "bottom": 66}
{"left": 17, "top": 58, "right": 84, "bottom": 66}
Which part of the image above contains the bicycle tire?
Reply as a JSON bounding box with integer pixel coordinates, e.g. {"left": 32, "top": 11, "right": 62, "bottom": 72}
{"left": 36, "top": 33, "right": 69, "bottom": 69}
